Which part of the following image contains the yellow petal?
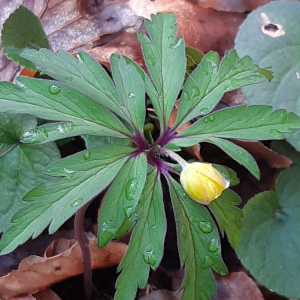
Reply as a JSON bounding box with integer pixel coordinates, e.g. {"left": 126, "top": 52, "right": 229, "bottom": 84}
{"left": 180, "top": 162, "right": 229, "bottom": 205}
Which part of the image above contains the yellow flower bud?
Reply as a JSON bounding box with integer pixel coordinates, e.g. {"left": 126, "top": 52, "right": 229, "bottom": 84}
{"left": 180, "top": 162, "right": 229, "bottom": 205}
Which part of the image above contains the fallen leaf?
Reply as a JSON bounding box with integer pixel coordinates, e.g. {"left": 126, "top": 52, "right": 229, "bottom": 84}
{"left": 0, "top": 238, "right": 127, "bottom": 300}
{"left": 196, "top": 0, "right": 275, "bottom": 13}
{"left": 212, "top": 272, "right": 264, "bottom": 300}
{"left": 34, "top": 289, "right": 61, "bottom": 300}
{"left": 233, "top": 140, "right": 292, "bottom": 169}
{"left": 138, "top": 290, "right": 182, "bottom": 300}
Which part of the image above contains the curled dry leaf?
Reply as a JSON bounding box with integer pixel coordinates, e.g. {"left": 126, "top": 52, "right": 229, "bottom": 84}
{"left": 196, "top": 0, "right": 275, "bottom": 13}
{"left": 0, "top": 238, "right": 127, "bottom": 300}
{"left": 1, "top": 0, "right": 246, "bottom": 82}
{"left": 212, "top": 271, "right": 264, "bottom": 300}
{"left": 233, "top": 140, "right": 292, "bottom": 169}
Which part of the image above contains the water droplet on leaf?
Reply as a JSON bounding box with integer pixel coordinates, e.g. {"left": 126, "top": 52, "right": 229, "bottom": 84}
{"left": 147, "top": 56, "right": 156, "bottom": 66}
{"left": 200, "top": 108, "right": 209, "bottom": 115}
{"left": 208, "top": 115, "right": 215, "bottom": 122}
{"left": 143, "top": 249, "right": 157, "bottom": 266}
{"left": 200, "top": 255, "right": 214, "bottom": 269}
{"left": 22, "top": 127, "right": 48, "bottom": 143}
{"left": 71, "top": 197, "right": 83, "bottom": 207}
{"left": 65, "top": 76, "right": 73, "bottom": 82}
{"left": 125, "top": 178, "right": 138, "bottom": 201}
{"left": 83, "top": 150, "right": 91, "bottom": 160}
{"left": 208, "top": 238, "right": 219, "bottom": 252}
{"left": 128, "top": 92, "right": 135, "bottom": 99}
{"left": 49, "top": 84, "right": 61, "bottom": 95}
{"left": 64, "top": 168, "right": 75, "bottom": 174}
{"left": 191, "top": 86, "right": 200, "bottom": 98}
{"left": 99, "top": 220, "right": 116, "bottom": 247}
{"left": 199, "top": 221, "right": 213, "bottom": 233}
{"left": 124, "top": 206, "right": 135, "bottom": 218}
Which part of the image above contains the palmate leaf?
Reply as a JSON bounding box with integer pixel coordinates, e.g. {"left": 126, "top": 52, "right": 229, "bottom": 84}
{"left": 208, "top": 190, "right": 243, "bottom": 248}
{"left": 20, "top": 49, "right": 128, "bottom": 120}
{"left": 115, "top": 170, "right": 166, "bottom": 300}
{"left": 98, "top": 154, "right": 147, "bottom": 247}
{"left": 208, "top": 138, "right": 260, "bottom": 179}
{"left": 237, "top": 165, "right": 300, "bottom": 298}
{"left": 168, "top": 177, "right": 227, "bottom": 300}
{"left": 0, "top": 77, "right": 131, "bottom": 143}
{"left": 1, "top": 6, "right": 51, "bottom": 70}
{"left": 175, "top": 105, "right": 300, "bottom": 146}
{"left": 0, "top": 145, "right": 133, "bottom": 255}
{"left": 0, "top": 114, "right": 60, "bottom": 232}
{"left": 174, "top": 50, "right": 272, "bottom": 127}
{"left": 138, "top": 13, "right": 186, "bottom": 130}
{"left": 111, "top": 55, "right": 146, "bottom": 132}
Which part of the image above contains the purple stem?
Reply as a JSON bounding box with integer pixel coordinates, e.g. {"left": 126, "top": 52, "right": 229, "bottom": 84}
{"left": 74, "top": 202, "right": 93, "bottom": 300}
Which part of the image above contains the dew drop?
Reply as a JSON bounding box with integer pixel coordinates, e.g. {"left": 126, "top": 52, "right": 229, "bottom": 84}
{"left": 64, "top": 168, "right": 75, "bottom": 174}
{"left": 128, "top": 92, "right": 135, "bottom": 99}
{"left": 190, "top": 216, "right": 200, "bottom": 223}
{"left": 208, "top": 115, "right": 215, "bottom": 122}
{"left": 49, "top": 84, "right": 61, "bottom": 95}
{"left": 139, "top": 174, "right": 143, "bottom": 179}
{"left": 203, "top": 118, "right": 209, "bottom": 123}
{"left": 65, "top": 76, "right": 73, "bottom": 82}
{"left": 208, "top": 238, "right": 219, "bottom": 252}
{"left": 22, "top": 127, "right": 48, "bottom": 143}
{"left": 129, "top": 213, "right": 140, "bottom": 222}
{"left": 142, "top": 249, "right": 157, "bottom": 266}
{"left": 99, "top": 220, "right": 116, "bottom": 247}
{"left": 200, "top": 108, "right": 209, "bottom": 115}
{"left": 182, "top": 192, "right": 187, "bottom": 198}
{"left": 183, "top": 91, "right": 191, "bottom": 101}
{"left": 147, "top": 56, "right": 156, "bottom": 66}
{"left": 219, "top": 270, "right": 228, "bottom": 276}
{"left": 199, "top": 221, "right": 213, "bottom": 233}
{"left": 71, "top": 197, "right": 83, "bottom": 207}
{"left": 125, "top": 178, "right": 138, "bottom": 201}
{"left": 83, "top": 150, "right": 91, "bottom": 160}
{"left": 190, "top": 86, "right": 200, "bottom": 98}
{"left": 124, "top": 206, "right": 135, "bottom": 218}
{"left": 296, "top": 72, "right": 300, "bottom": 79}
{"left": 200, "top": 255, "right": 214, "bottom": 269}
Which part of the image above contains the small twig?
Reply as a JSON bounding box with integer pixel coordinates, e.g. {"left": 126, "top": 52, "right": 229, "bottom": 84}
{"left": 74, "top": 202, "right": 93, "bottom": 300}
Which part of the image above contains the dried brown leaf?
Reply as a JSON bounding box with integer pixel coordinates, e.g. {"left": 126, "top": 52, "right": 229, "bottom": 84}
{"left": 233, "top": 140, "right": 292, "bottom": 169}
{"left": 0, "top": 238, "right": 127, "bottom": 300}
{"left": 212, "top": 271, "right": 264, "bottom": 300}
{"left": 196, "top": 0, "right": 275, "bottom": 13}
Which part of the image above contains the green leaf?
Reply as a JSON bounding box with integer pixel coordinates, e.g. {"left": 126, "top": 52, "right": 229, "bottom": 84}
{"left": 98, "top": 154, "right": 147, "bottom": 247}
{"left": 235, "top": 0, "right": 300, "bottom": 150}
{"left": 0, "top": 145, "right": 132, "bottom": 254}
{"left": 236, "top": 165, "right": 300, "bottom": 299}
{"left": 1, "top": 6, "right": 50, "bottom": 70}
{"left": 83, "top": 135, "right": 131, "bottom": 149}
{"left": 138, "top": 13, "right": 186, "bottom": 129}
{"left": 175, "top": 106, "right": 300, "bottom": 146}
{"left": 208, "top": 137, "right": 260, "bottom": 179}
{"left": 168, "top": 177, "right": 227, "bottom": 300}
{"left": 212, "top": 165, "right": 239, "bottom": 187}
{"left": 110, "top": 55, "right": 146, "bottom": 132}
{"left": 0, "top": 114, "right": 60, "bottom": 232}
{"left": 0, "top": 77, "right": 131, "bottom": 141}
{"left": 20, "top": 49, "right": 127, "bottom": 120}
{"left": 175, "top": 50, "right": 271, "bottom": 127}
{"left": 208, "top": 190, "right": 243, "bottom": 248}
{"left": 115, "top": 170, "right": 166, "bottom": 300}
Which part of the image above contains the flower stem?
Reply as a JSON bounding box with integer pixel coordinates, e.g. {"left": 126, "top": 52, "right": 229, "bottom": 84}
{"left": 160, "top": 148, "right": 189, "bottom": 169}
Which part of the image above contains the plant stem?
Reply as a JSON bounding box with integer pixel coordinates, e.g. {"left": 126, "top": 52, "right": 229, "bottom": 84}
{"left": 74, "top": 202, "right": 93, "bottom": 300}
{"left": 159, "top": 148, "right": 189, "bottom": 169}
